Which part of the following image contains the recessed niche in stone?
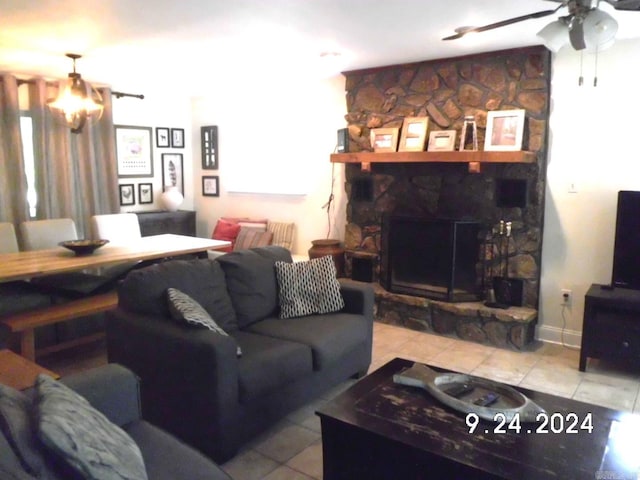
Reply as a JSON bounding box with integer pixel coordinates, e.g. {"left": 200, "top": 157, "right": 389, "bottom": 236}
{"left": 352, "top": 177, "right": 373, "bottom": 202}
{"left": 496, "top": 178, "right": 527, "bottom": 208}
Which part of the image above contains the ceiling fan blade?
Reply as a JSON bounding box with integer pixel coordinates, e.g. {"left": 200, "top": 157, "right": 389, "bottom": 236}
{"left": 443, "top": 6, "right": 563, "bottom": 41}
{"left": 568, "top": 16, "right": 587, "bottom": 49}
{"left": 604, "top": 0, "right": 640, "bottom": 10}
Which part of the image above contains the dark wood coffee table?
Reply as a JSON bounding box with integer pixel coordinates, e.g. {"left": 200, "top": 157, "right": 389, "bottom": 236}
{"left": 317, "top": 357, "right": 636, "bottom": 479}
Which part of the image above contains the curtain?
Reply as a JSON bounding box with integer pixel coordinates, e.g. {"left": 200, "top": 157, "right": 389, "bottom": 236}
{"left": 29, "top": 79, "right": 119, "bottom": 237}
{"left": 0, "top": 74, "right": 30, "bottom": 224}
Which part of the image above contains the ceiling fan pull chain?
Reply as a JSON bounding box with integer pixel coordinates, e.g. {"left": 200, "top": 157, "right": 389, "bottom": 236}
{"left": 579, "top": 51, "right": 584, "bottom": 86}
{"left": 593, "top": 46, "right": 599, "bottom": 87}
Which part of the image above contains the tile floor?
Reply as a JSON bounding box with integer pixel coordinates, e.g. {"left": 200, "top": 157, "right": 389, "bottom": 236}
{"left": 41, "top": 322, "right": 640, "bottom": 480}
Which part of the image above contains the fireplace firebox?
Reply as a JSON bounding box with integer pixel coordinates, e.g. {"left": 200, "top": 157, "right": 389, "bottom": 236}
{"left": 381, "top": 216, "right": 481, "bottom": 302}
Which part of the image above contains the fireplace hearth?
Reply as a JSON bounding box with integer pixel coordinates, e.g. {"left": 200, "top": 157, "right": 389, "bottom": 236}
{"left": 381, "top": 216, "right": 481, "bottom": 302}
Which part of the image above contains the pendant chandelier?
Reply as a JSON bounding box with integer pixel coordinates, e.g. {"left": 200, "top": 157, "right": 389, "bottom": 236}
{"left": 47, "top": 53, "right": 104, "bottom": 134}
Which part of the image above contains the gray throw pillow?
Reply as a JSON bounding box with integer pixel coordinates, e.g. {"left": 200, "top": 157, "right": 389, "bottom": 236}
{"left": 0, "top": 384, "right": 50, "bottom": 478}
{"left": 33, "top": 374, "right": 148, "bottom": 480}
{"left": 167, "top": 288, "right": 242, "bottom": 356}
{"left": 275, "top": 255, "right": 345, "bottom": 319}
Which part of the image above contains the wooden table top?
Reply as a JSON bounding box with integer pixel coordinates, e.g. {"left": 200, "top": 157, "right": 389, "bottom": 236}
{"left": 0, "top": 234, "right": 231, "bottom": 283}
{"left": 0, "top": 349, "right": 59, "bottom": 390}
{"left": 317, "top": 357, "right": 633, "bottom": 479}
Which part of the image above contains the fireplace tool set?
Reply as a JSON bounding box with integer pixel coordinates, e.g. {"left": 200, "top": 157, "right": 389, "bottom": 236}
{"left": 484, "top": 220, "right": 524, "bottom": 308}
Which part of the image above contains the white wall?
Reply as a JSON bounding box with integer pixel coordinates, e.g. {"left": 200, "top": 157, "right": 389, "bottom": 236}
{"left": 112, "top": 92, "right": 194, "bottom": 212}
{"left": 538, "top": 38, "right": 640, "bottom": 346}
{"left": 190, "top": 74, "right": 347, "bottom": 256}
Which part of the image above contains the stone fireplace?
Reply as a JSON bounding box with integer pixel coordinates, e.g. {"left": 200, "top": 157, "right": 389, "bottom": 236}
{"left": 340, "top": 46, "right": 550, "bottom": 349}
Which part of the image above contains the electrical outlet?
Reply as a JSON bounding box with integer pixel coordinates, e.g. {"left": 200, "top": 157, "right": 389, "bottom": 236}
{"left": 561, "top": 289, "right": 572, "bottom": 306}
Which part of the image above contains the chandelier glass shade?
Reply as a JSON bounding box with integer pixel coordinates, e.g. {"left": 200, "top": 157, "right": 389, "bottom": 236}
{"left": 47, "top": 54, "right": 104, "bottom": 134}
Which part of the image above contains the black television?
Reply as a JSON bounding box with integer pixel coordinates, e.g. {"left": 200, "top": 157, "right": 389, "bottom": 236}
{"left": 612, "top": 190, "right": 640, "bottom": 289}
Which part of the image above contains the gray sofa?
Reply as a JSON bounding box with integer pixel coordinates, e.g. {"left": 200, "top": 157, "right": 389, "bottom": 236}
{"left": 0, "top": 363, "right": 231, "bottom": 480}
{"left": 106, "top": 246, "right": 374, "bottom": 462}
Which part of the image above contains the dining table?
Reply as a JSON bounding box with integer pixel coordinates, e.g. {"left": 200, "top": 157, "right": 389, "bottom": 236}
{"left": 0, "top": 233, "right": 230, "bottom": 282}
{"left": 0, "top": 234, "right": 231, "bottom": 361}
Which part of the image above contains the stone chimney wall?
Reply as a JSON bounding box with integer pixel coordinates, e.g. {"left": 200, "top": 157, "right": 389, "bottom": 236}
{"left": 342, "top": 46, "right": 551, "bottom": 308}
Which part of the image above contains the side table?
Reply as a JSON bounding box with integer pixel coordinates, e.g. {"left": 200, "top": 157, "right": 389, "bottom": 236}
{"left": 580, "top": 284, "right": 640, "bottom": 371}
{"left": 0, "top": 349, "right": 59, "bottom": 390}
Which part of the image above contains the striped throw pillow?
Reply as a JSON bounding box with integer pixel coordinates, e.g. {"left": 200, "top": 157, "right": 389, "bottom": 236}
{"left": 167, "top": 288, "right": 241, "bottom": 356}
{"left": 275, "top": 255, "right": 344, "bottom": 319}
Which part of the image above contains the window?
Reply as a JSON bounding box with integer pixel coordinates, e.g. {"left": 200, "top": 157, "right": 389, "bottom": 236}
{"left": 19, "top": 114, "right": 37, "bottom": 218}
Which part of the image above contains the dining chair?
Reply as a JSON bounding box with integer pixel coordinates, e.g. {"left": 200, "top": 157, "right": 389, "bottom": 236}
{"left": 0, "top": 222, "right": 52, "bottom": 348}
{"left": 19, "top": 218, "right": 78, "bottom": 251}
{"left": 90, "top": 213, "right": 142, "bottom": 244}
{"left": 0, "top": 222, "right": 20, "bottom": 254}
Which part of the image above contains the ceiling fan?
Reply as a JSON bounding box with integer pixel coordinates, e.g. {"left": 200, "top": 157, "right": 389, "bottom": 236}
{"left": 443, "top": 0, "right": 640, "bottom": 51}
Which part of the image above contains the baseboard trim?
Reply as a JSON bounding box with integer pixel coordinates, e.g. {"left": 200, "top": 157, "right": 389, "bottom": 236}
{"left": 536, "top": 325, "right": 582, "bottom": 348}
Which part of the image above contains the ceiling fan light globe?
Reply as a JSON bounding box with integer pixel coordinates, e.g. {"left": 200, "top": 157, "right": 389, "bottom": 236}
{"left": 537, "top": 20, "right": 569, "bottom": 52}
{"left": 583, "top": 9, "right": 618, "bottom": 51}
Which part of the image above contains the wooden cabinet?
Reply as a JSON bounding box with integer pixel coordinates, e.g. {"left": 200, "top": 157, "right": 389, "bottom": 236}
{"left": 580, "top": 284, "right": 640, "bottom": 371}
{"left": 135, "top": 210, "right": 196, "bottom": 237}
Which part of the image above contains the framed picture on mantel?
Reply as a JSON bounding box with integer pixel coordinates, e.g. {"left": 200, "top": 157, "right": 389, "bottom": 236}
{"left": 398, "top": 117, "right": 429, "bottom": 152}
{"left": 370, "top": 127, "right": 399, "bottom": 153}
{"left": 484, "top": 109, "right": 525, "bottom": 152}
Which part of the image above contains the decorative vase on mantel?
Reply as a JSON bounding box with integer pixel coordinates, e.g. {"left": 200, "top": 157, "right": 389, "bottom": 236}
{"left": 308, "top": 239, "right": 345, "bottom": 278}
{"left": 159, "top": 186, "right": 184, "bottom": 212}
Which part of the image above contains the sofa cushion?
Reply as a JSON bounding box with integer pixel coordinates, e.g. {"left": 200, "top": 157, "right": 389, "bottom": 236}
{"left": 245, "top": 312, "right": 369, "bottom": 370}
{"left": 167, "top": 288, "right": 242, "bottom": 357}
{"left": 231, "top": 330, "right": 312, "bottom": 402}
{"left": 33, "top": 374, "right": 148, "bottom": 480}
{"left": 124, "top": 421, "right": 231, "bottom": 480}
{"left": 275, "top": 255, "right": 344, "bottom": 319}
{"left": 0, "top": 384, "right": 52, "bottom": 478}
{"left": 217, "top": 246, "right": 293, "bottom": 328}
{"left": 118, "top": 259, "right": 238, "bottom": 332}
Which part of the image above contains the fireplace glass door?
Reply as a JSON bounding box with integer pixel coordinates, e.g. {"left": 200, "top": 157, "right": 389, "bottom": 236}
{"left": 381, "top": 216, "right": 481, "bottom": 302}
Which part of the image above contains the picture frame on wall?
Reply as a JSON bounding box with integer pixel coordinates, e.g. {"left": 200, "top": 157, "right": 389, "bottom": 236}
{"left": 138, "top": 183, "right": 153, "bottom": 204}
{"left": 171, "top": 128, "right": 185, "bottom": 148}
{"left": 427, "top": 130, "right": 457, "bottom": 151}
{"left": 398, "top": 117, "right": 429, "bottom": 152}
{"left": 115, "top": 125, "right": 154, "bottom": 178}
{"left": 370, "top": 127, "right": 399, "bottom": 153}
{"left": 201, "top": 125, "right": 218, "bottom": 169}
{"left": 202, "top": 175, "right": 219, "bottom": 197}
{"left": 119, "top": 184, "right": 135, "bottom": 206}
{"left": 155, "top": 127, "right": 170, "bottom": 148}
{"left": 484, "top": 109, "right": 526, "bottom": 151}
{"left": 161, "top": 153, "right": 184, "bottom": 194}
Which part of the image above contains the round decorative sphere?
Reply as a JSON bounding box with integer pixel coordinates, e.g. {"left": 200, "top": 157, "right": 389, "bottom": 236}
{"left": 160, "top": 186, "right": 184, "bottom": 212}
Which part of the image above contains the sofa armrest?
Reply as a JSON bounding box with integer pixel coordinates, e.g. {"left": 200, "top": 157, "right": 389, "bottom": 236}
{"left": 106, "top": 309, "right": 241, "bottom": 455}
{"left": 60, "top": 363, "right": 141, "bottom": 427}
{"left": 339, "top": 279, "right": 374, "bottom": 320}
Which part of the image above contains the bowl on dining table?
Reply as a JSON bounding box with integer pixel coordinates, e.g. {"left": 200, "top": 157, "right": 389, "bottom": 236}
{"left": 59, "top": 239, "right": 109, "bottom": 255}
